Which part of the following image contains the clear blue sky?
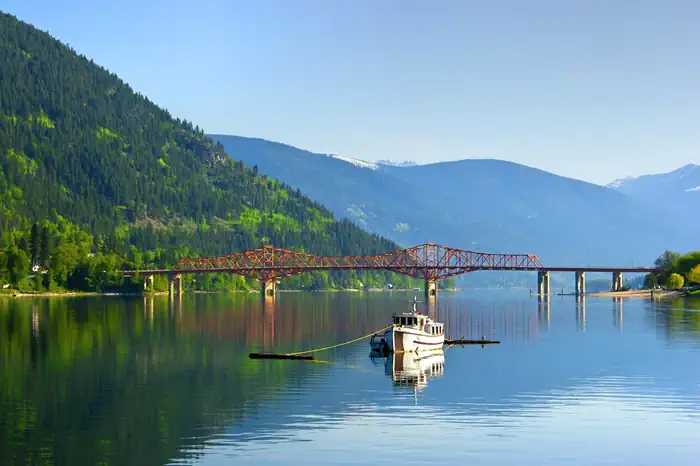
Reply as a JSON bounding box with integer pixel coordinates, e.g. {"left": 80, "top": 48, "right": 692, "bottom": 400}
{"left": 3, "top": 0, "right": 698, "bottom": 184}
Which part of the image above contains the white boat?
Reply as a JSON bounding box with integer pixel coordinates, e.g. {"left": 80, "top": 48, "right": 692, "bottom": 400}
{"left": 369, "top": 297, "right": 445, "bottom": 354}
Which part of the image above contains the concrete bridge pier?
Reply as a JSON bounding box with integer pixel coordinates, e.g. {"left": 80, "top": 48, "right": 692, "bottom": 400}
{"left": 425, "top": 279, "right": 438, "bottom": 299}
{"left": 612, "top": 272, "right": 623, "bottom": 291}
{"left": 168, "top": 273, "right": 182, "bottom": 298}
{"left": 143, "top": 274, "right": 154, "bottom": 291}
{"left": 575, "top": 271, "right": 586, "bottom": 296}
{"left": 261, "top": 278, "right": 276, "bottom": 299}
{"left": 537, "top": 271, "right": 550, "bottom": 297}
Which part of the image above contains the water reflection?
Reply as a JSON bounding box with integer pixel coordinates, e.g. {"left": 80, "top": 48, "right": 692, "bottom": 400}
{"left": 0, "top": 292, "right": 699, "bottom": 465}
{"left": 369, "top": 348, "right": 446, "bottom": 393}
{"left": 576, "top": 296, "right": 586, "bottom": 331}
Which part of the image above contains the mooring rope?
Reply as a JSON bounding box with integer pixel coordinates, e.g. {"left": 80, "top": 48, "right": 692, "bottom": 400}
{"left": 285, "top": 325, "right": 393, "bottom": 356}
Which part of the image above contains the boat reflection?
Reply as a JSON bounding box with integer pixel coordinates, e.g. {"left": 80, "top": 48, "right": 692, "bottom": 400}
{"left": 370, "top": 348, "right": 445, "bottom": 391}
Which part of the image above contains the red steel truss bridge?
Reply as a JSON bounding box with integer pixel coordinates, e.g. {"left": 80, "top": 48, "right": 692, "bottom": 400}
{"left": 123, "top": 243, "right": 658, "bottom": 297}
{"left": 126, "top": 243, "right": 543, "bottom": 279}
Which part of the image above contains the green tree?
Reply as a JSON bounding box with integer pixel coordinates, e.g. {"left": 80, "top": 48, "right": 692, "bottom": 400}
{"left": 39, "top": 226, "right": 52, "bottom": 266}
{"left": 29, "top": 223, "right": 39, "bottom": 265}
{"left": 6, "top": 247, "right": 30, "bottom": 284}
{"left": 51, "top": 243, "right": 83, "bottom": 286}
{"left": 667, "top": 273, "right": 684, "bottom": 289}
{"left": 654, "top": 250, "right": 682, "bottom": 283}
{"left": 644, "top": 273, "right": 658, "bottom": 289}
{"left": 687, "top": 265, "right": 700, "bottom": 285}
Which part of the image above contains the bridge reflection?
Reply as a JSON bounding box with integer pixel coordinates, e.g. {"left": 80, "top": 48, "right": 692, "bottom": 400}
{"left": 132, "top": 293, "right": 699, "bottom": 350}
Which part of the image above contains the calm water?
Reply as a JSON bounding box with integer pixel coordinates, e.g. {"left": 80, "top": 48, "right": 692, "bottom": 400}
{"left": 1, "top": 291, "right": 700, "bottom": 465}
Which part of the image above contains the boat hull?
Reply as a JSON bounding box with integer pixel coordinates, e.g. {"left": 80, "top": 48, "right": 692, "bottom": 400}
{"left": 387, "top": 327, "right": 444, "bottom": 353}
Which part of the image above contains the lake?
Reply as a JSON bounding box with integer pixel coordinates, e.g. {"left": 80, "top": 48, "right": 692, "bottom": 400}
{"left": 1, "top": 291, "right": 699, "bottom": 465}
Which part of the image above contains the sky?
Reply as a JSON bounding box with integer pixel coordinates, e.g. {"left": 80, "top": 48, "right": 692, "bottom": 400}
{"left": 3, "top": 0, "right": 699, "bottom": 185}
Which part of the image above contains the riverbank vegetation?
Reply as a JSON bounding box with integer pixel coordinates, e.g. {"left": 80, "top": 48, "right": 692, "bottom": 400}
{"left": 645, "top": 250, "right": 700, "bottom": 291}
{"left": 0, "top": 218, "right": 441, "bottom": 294}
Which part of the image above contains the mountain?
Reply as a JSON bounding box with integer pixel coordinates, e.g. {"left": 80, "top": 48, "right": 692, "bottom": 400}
{"left": 207, "top": 135, "right": 488, "bottom": 252}
{"left": 0, "top": 12, "right": 415, "bottom": 291}
{"left": 376, "top": 159, "right": 418, "bottom": 168}
{"left": 211, "top": 134, "right": 700, "bottom": 276}
{"left": 607, "top": 164, "right": 700, "bottom": 228}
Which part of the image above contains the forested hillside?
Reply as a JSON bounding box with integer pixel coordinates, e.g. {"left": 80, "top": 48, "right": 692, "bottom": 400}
{"left": 0, "top": 12, "right": 417, "bottom": 292}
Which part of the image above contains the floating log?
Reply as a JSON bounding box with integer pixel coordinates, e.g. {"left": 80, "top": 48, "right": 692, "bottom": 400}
{"left": 249, "top": 352, "right": 315, "bottom": 360}
{"left": 445, "top": 338, "right": 500, "bottom": 345}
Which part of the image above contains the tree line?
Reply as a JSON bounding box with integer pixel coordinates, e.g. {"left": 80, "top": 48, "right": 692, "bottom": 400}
{"left": 646, "top": 250, "right": 700, "bottom": 290}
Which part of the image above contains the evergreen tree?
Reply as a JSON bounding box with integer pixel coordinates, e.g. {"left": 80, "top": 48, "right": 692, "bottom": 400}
{"left": 39, "top": 227, "right": 52, "bottom": 266}
{"left": 29, "top": 223, "right": 39, "bottom": 265}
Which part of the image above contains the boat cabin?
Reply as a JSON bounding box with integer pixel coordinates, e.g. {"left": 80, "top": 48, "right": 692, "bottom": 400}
{"left": 391, "top": 312, "right": 444, "bottom": 336}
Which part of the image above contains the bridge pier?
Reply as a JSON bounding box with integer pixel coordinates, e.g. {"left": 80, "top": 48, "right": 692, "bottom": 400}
{"left": 261, "top": 278, "right": 276, "bottom": 299}
{"left": 143, "top": 274, "right": 154, "bottom": 291}
{"left": 168, "top": 273, "right": 182, "bottom": 298}
{"left": 575, "top": 271, "right": 586, "bottom": 296}
{"left": 425, "top": 279, "right": 438, "bottom": 299}
{"left": 537, "top": 271, "right": 550, "bottom": 297}
{"left": 612, "top": 272, "right": 623, "bottom": 291}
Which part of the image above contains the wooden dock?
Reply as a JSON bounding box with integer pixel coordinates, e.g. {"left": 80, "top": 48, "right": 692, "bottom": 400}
{"left": 445, "top": 338, "right": 500, "bottom": 345}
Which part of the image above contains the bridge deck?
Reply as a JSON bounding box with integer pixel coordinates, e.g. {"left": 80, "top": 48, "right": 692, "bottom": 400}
{"left": 122, "top": 265, "right": 657, "bottom": 276}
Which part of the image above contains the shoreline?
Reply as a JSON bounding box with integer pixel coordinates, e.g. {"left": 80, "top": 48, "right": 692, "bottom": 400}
{"left": 585, "top": 289, "right": 683, "bottom": 299}
{"left": 0, "top": 288, "right": 459, "bottom": 299}
{"left": 4, "top": 287, "right": 688, "bottom": 300}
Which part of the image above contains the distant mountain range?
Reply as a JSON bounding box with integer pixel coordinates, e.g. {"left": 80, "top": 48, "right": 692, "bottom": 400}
{"left": 608, "top": 164, "right": 700, "bottom": 229}
{"left": 209, "top": 135, "right": 699, "bottom": 281}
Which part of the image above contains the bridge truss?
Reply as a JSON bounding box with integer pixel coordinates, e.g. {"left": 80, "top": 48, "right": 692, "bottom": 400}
{"left": 172, "top": 243, "right": 545, "bottom": 282}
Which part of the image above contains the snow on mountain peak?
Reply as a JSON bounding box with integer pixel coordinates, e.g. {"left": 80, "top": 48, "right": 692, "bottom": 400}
{"left": 326, "top": 154, "right": 420, "bottom": 170}
{"left": 376, "top": 159, "right": 418, "bottom": 167}
{"left": 607, "top": 175, "right": 638, "bottom": 189}
{"left": 328, "top": 154, "right": 378, "bottom": 170}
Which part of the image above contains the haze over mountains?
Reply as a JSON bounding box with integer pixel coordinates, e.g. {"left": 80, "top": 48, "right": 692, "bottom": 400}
{"left": 211, "top": 134, "right": 699, "bottom": 273}
{"left": 608, "top": 164, "right": 700, "bottom": 229}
